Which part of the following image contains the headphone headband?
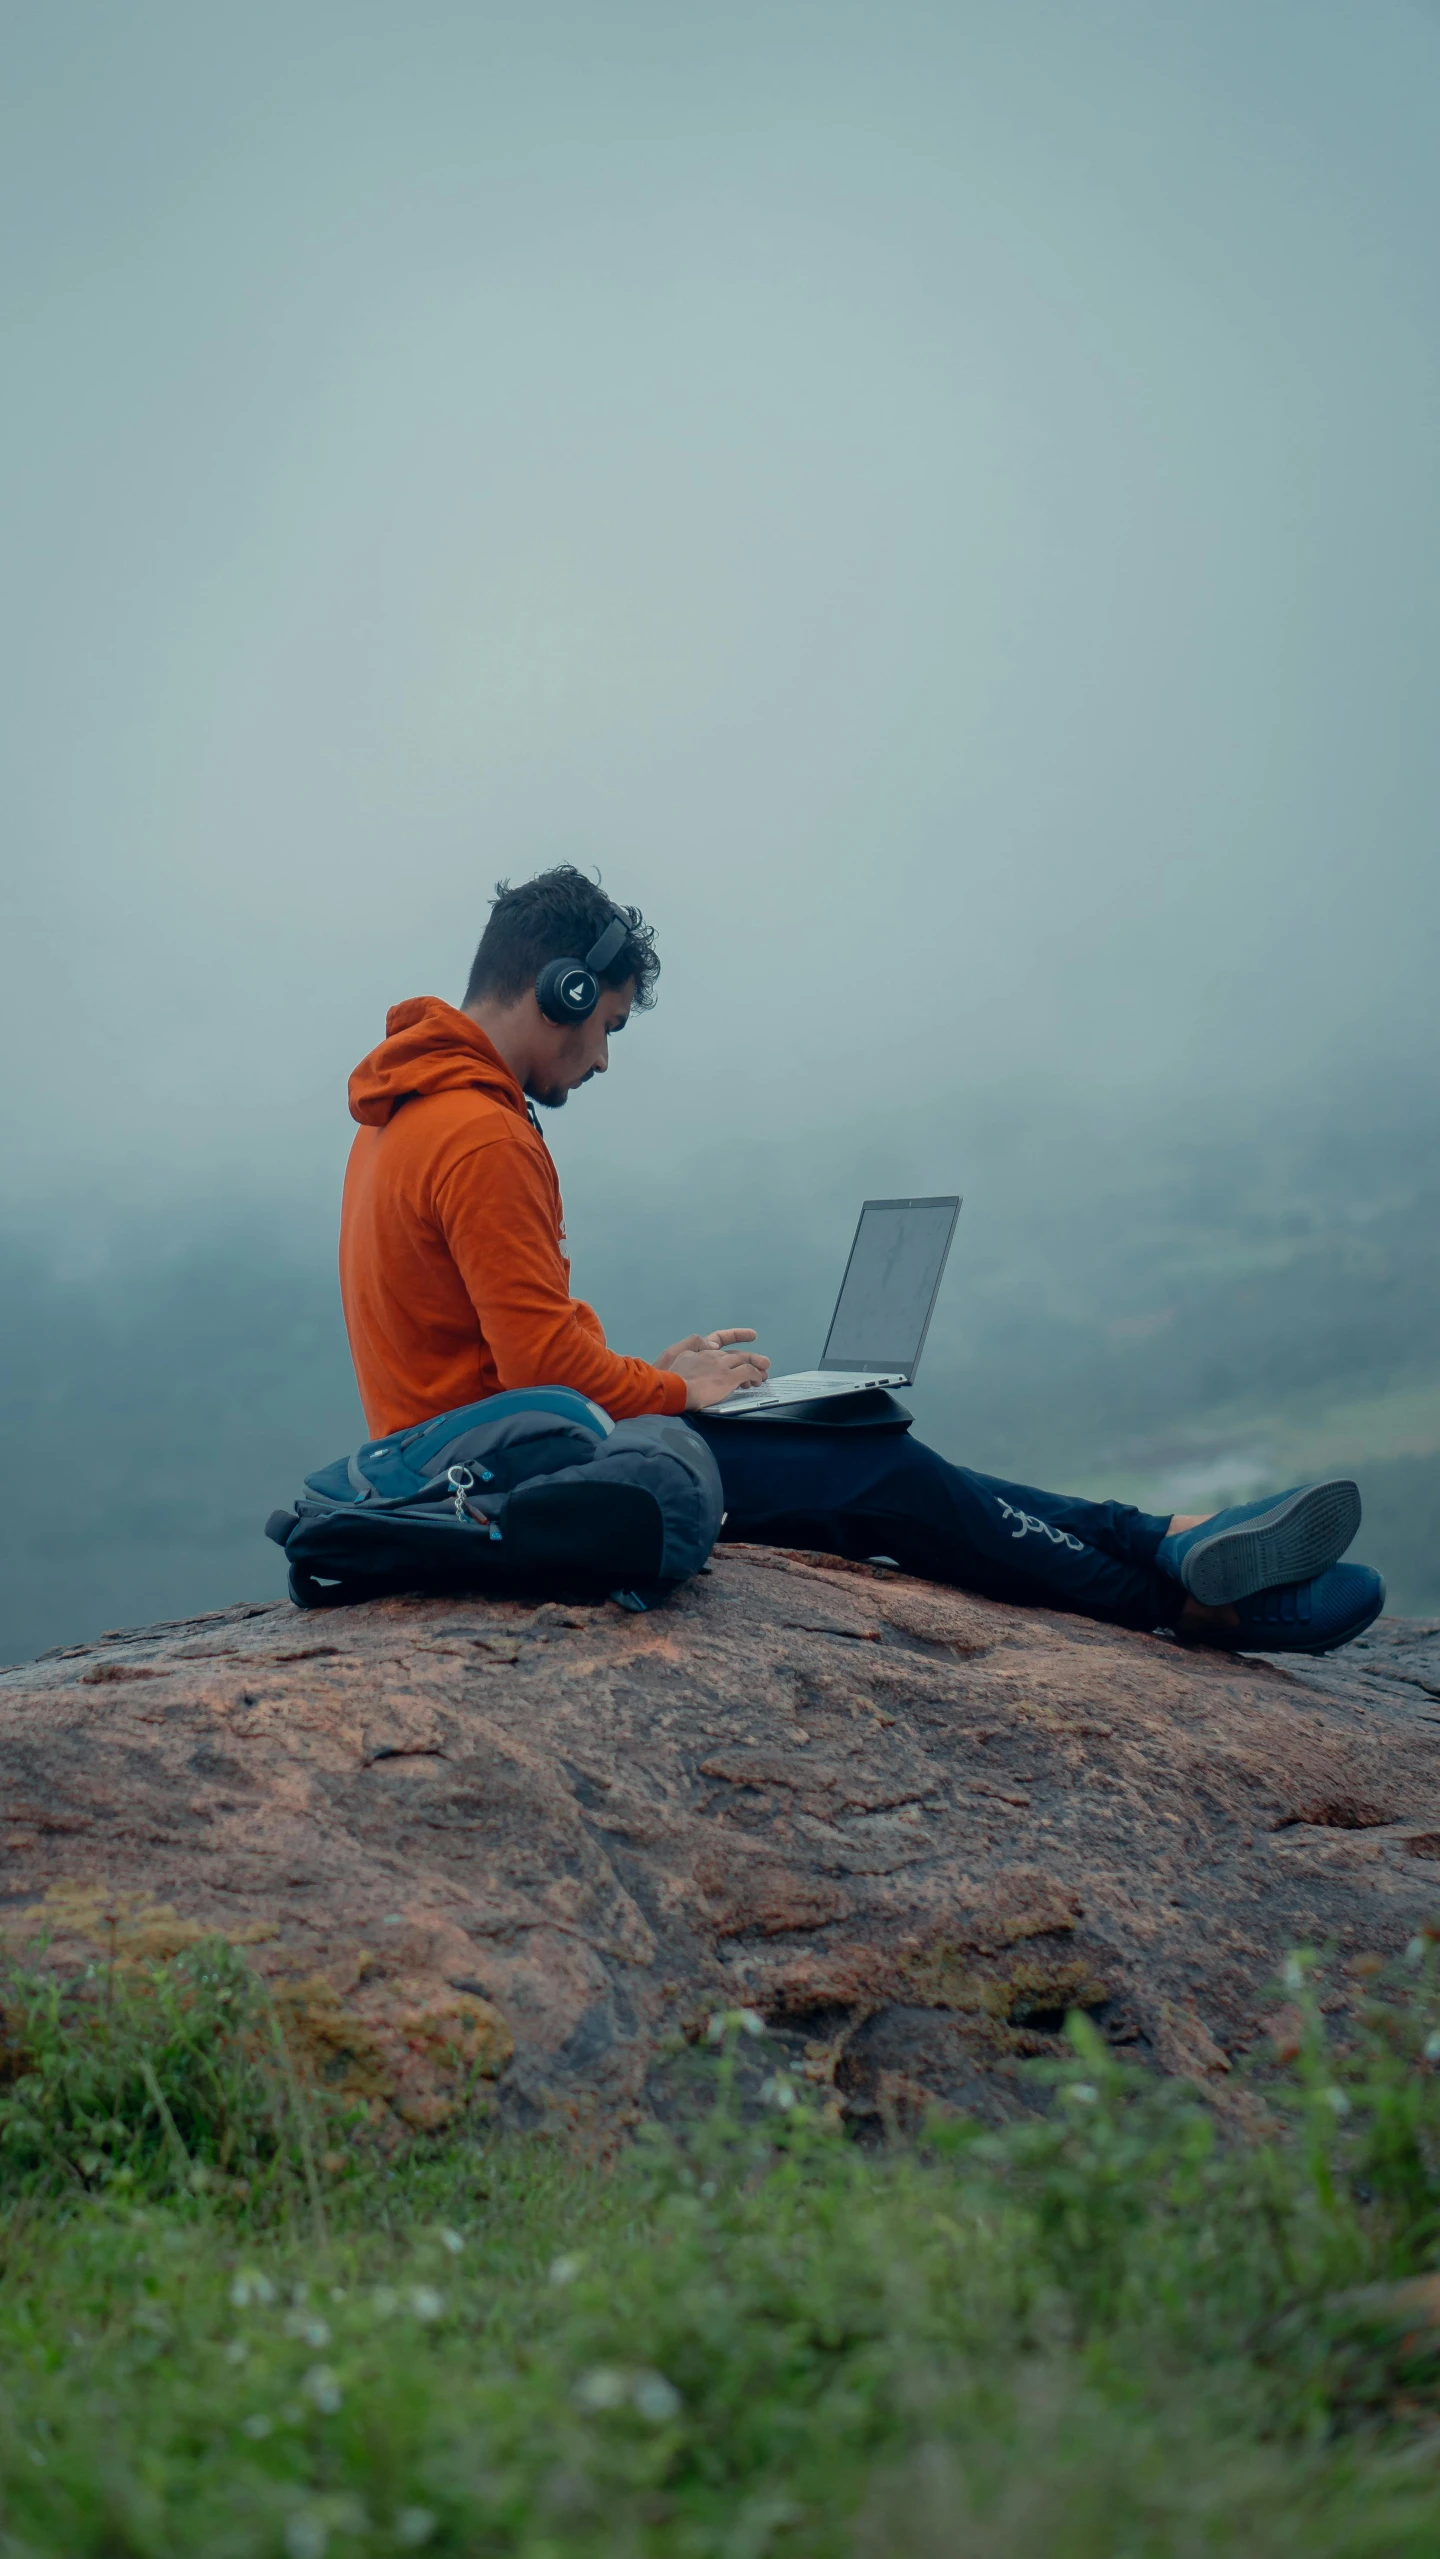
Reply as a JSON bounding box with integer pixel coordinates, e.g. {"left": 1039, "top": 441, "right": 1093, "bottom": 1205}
{"left": 584, "top": 913, "right": 628, "bottom": 976}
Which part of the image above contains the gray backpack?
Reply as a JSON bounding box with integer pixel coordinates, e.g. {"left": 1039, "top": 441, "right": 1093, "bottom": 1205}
{"left": 265, "top": 1387, "right": 723, "bottom": 1613}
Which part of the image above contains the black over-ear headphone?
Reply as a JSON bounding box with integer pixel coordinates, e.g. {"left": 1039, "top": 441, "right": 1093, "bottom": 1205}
{"left": 534, "top": 913, "right": 630, "bottom": 1024}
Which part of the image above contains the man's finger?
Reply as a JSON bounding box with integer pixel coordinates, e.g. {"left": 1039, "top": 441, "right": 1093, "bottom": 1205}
{"left": 708, "top": 1328, "right": 758, "bottom": 1346}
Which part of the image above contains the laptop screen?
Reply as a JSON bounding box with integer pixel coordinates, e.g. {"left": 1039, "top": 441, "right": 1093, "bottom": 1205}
{"left": 819, "top": 1195, "right": 960, "bottom": 1375}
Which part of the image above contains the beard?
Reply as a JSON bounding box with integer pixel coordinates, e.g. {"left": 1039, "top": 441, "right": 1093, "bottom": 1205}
{"left": 525, "top": 1066, "right": 597, "bottom": 1111}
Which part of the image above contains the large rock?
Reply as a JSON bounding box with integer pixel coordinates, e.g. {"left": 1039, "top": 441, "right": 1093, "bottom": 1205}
{"left": 3, "top": 1550, "right": 1439, "bottom": 2131}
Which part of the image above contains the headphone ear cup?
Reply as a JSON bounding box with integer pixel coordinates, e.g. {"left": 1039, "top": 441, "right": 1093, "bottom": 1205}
{"left": 535, "top": 959, "right": 599, "bottom": 1024}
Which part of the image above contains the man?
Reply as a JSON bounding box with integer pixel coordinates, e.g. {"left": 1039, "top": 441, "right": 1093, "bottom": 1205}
{"left": 339, "top": 868, "right": 1383, "bottom": 1654}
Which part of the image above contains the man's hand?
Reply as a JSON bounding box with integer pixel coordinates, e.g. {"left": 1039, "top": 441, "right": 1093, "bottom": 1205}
{"left": 657, "top": 1327, "right": 762, "bottom": 1368}
{"left": 657, "top": 1328, "right": 771, "bottom": 1411}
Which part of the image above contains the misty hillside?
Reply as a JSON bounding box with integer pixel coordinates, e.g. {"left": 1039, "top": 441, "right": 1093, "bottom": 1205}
{"left": 3, "top": 1102, "right": 1436, "bottom": 1666}
{"left": 5, "top": 1, "right": 1439, "bottom": 1679}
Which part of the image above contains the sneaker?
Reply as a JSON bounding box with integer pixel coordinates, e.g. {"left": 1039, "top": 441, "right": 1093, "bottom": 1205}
{"left": 1202, "top": 1561, "right": 1386, "bottom": 1656}
{"left": 1159, "top": 1479, "right": 1360, "bottom": 1608}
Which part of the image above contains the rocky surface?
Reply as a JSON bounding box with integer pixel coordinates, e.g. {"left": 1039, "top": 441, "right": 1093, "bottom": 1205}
{"left": 3, "top": 1550, "right": 1440, "bottom": 2133}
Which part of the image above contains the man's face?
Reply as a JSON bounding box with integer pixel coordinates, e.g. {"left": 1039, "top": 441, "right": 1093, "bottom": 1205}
{"left": 526, "top": 979, "right": 635, "bottom": 1110}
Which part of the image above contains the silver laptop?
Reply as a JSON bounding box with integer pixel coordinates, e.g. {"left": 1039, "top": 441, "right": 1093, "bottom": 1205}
{"left": 707, "top": 1194, "right": 961, "bottom": 1418}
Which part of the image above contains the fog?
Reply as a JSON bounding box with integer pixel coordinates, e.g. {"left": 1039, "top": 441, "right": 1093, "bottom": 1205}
{"left": 3, "top": 2, "right": 1438, "bottom": 1659}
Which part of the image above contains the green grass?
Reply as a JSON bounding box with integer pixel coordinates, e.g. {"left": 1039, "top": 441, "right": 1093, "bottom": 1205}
{"left": 7, "top": 1946, "right": 1440, "bottom": 2553}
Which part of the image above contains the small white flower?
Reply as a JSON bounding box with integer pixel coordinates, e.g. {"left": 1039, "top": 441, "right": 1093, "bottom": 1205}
{"left": 223, "top": 2339, "right": 249, "bottom": 2366}
{"left": 548, "top": 2254, "right": 584, "bottom": 2287}
{"left": 302, "top": 2365, "right": 343, "bottom": 2415}
{"left": 241, "top": 2412, "right": 273, "bottom": 2440}
{"left": 1424, "top": 2031, "right": 1440, "bottom": 2062}
{"left": 573, "top": 2366, "right": 628, "bottom": 2411}
{"left": 407, "top": 2287, "right": 444, "bottom": 2323}
{"left": 284, "top": 2516, "right": 327, "bottom": 2559}
{"left": 1407, "top": 1937, "right": 1427, "bottom": 1967}
{"left": 1324, "top": 2087, "right": 1351, "bottom": 2117}
{"left": 285, "top": 2313, "right": 332, "bottom": 2349}
{"left": 1282, "top": 1956, "right": 1306, "bottom": 1993}
{"left": 761, "top": 2075, "right": 797, "bottom": 2111}
{"left": 396, "top": 2511, "right": 437, "bottom": 2548}
{"left": 632, "top": 2371, "right": 681, "bottom": 2423}
{"left": 706, "top": 2005, "right": 766, "bottom": 2043}
{"left": 230, "top": 2271, "right": 276, "bottom": 2309}
{"left": 1066, "top": 2083, "right": 1099, "bottom": 2106}
{"left": 437, "top": 2227, "right": 464, "bottom": 2256}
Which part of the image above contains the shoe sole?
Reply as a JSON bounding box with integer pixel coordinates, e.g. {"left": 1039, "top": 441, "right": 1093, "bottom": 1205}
{"left": 1182, "top": 1479, "right": 1361, "bottom": 1608}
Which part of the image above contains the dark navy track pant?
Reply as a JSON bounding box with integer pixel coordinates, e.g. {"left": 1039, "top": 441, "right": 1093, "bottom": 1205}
{"left": 688, "top": 1420, "right": 1183, "bottom": 1633}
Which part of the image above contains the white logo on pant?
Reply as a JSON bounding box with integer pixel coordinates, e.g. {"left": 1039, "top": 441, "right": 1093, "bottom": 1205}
{"left": 996, "top": 1498, "right": 1086, "bottom": 1553}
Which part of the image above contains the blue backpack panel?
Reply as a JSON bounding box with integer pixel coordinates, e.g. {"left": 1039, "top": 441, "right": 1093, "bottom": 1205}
{"left": 265, "top": 1387, "right": 723, "bottom": 1613}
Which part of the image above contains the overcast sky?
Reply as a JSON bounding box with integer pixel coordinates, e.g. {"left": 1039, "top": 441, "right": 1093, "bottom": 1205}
{"left": 3, "top": 0, "right": 1438, "bottom": 1245}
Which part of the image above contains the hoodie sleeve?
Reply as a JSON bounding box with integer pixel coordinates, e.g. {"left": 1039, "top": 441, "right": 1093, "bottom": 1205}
{"left": 432, "top": 1134, "right": 689, "bottom": 1420}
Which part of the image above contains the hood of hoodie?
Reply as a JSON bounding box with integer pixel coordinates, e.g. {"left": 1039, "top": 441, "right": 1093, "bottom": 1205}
{"left": 348, "top": 998, "right": 527, "bottom": 1129}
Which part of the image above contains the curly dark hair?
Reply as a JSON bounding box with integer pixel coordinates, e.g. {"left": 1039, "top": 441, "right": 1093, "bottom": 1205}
{"left": 462, "top": 866, "right": 660, "bottom": 1011}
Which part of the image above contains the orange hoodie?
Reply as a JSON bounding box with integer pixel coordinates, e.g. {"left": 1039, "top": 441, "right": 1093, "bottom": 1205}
{"left": 339, "top": 998, "right": 688, "bottom": 1438}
